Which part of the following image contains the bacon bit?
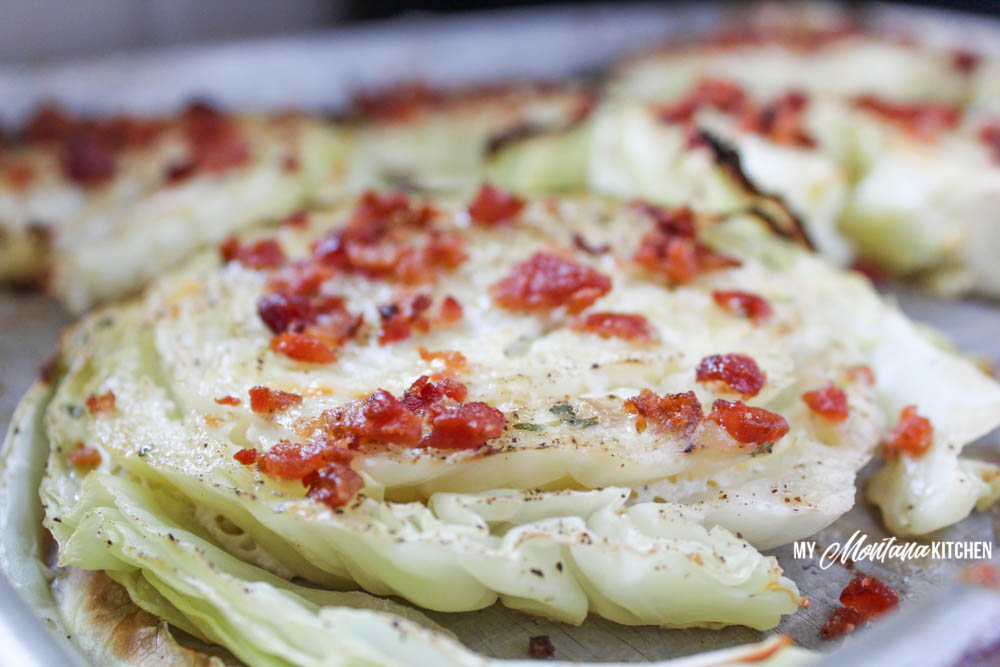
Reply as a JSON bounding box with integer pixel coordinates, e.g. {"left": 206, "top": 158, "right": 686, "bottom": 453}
{"left": 179, "top": 101, "right": 249, "bottom": 174}
{"left": 572, "top": 233, "right": 610, "bottom": 256}
{"left": 419, "top": 347, "right": 468, "bottom": 373}
{"left": 249, "top": 386, "right": 303, "bottom": 413}
{"left": 269, "top": 332, "right": 337, "bottom": 364}
{"left": 848, "top": 365, "right": 876, "bottom": 386}
{"left": 377, "top": 294, "right": 434, "bottom": 345}
{"left": 882, "top": 405, "right": 933, "bottom": 460}
{"left": 633, "top": 205, "right": 739, "bottom": 285}
{"left": 850, "top": 257, "right": 888, "bottom": 285}
{"left": 68, "top": 442, "right": 102, "bottom": 468}
{"left": 492, "top": 252, "right": 612, "bottom": 314}
{"left": 952, "top": 49, "right": 980, "bottom": 74}
{"left": 257, "top": 440, "right": 345, "bottom": 479}
{"left": 468, "top": 183, "right": 525, "bottom": 226}
{"left": 325, "top": 389, "right": 425, "bottom": 446}
{"left": 528, "top": 635, "right": 555, "bottom": 659}
{"left": 423, "top": 402, "right": 506, "bottom": 449}
{"left": 572, "top": 312, "right": 654, "bottom": 343}
{"left": 233, "top": 448, "right": 258, "bottom": 465}
{"left": 257, "top": 293, "right": 362, "bottom": 356}
{"left": 220, "top": 237, "right": 286, "bottom": 270}
{"left": 22, "top": 104, "right": 74, "bottom": 143}
{"left": 709, "top": 399, "right": 789, "bottom": 445}
{"left": 978, "top": 123, "right": 1000, "bottom": 164}
{"left": 712, "top": 290, "right": 773, "bottom": 324}
{"left": 352, "top": 82, "right": 442, "bottom": 122}
{"left": 215, "top": 395, "right": 241, "bottom": 406}
{"left": 624, "top": 389, "right": 703, "bottom": 436}
{"left": 86, "top": 391, "right": 116, "bottom": 414}
{"left": 282, "top": 154, "right": 300, "bottom": 173}
{"left": 63, "top": 130, "right": 116, "bottom": 185}
{"left": 696, "top": 353, "right": 766, "bottom": 397}
{"left": 739, "top": 90, "right": 815, "bottom": 148}
{"left": 819, "top": 606, "right": 864, "bottom": 640}
{"left": 655, "top": 78, "right": 746, "bottom": 124}
{"left": 854, "top": 95, "right": 961, "bottom": 139}
{"left": 802, "top": 383, "right": 849, "bottom": 421}
{"left": 257, "top": 293, "right": 316, "bottom": 333}
{"left": 281, "top": 210, "right": 309, "bottom": 227}
{"left": 821, "top": 574, "right": 899, "bottom": 640}
{"left": 3, "top": 164, "right": 35, "bottom": 190}
{"left": 439, "top": 295, "right": 463, "bottom": 323}
{"left": 841, "top": 575, "right": 899, "bottom": 616}
{"left": 401, "top": 375, "right": 468, "bottom": 416}
{"left": 304, "top": 453, "right": 365, "bottom": 509}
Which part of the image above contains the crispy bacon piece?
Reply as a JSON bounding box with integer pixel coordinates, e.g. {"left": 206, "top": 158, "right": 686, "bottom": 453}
{"left": 215, "top": 395, "right": 241, "bottom": 406}
{"left": 233, "top": 447, "right": 258, "bottom": 465}
{"left": 423, "top": 402, "right": 506, "bottom": 449}
{"left": 633, "top": 205, "right": 739, "bottom": 285}
{"left": 572, "top": 312, "right": 654, "bottom": 342}
{"left": 821, "top": 575, "right": 899, "bottom": 640}
{"left": 352, "top": 82, "right": 442, "bottom": 122}
{"left": 739, "top": 90, "right": 816, "bottom": 147}
{"left": 655, "top": 78, "right": 746, "bottom": 124}
{"left": 63, "top": 130, "right": 116, "bottom": 185}
{"left": 257, "top": 293, "right": 315, "bottom": 333}
{"left": 281, "top": 210, "right": 309, "bottom": 228}
{"left": 86, "top": 391, "right": 116, "bottom": 414}
{"left": 304, "top": 454, "right": 365, "bottom": 509}
{"left": 439, "top": 295, "right": 464, "bottom": 323}
{"left": 624, "top": 389, "right": 703, "bottom": 436}
{"left": 978, "top": 123, "right": 1000, "bottom": 164}
{"left": 819, "top": 606, "right": 864, "bottom": 640}
{"left": 323, "top": 389, "right": 424, "bottom": 446}
{"left": 468, "top": 183, "right": 525, "bottom": 226}
{"left": 528, "top": 635, "right": 556, "bottom": 659}
{"left": 257, "top": 293, "right": 362, "bottom": 353}
{"left": 378, "top": 294, "right": 433, "bottom": 345}
{"left": 68, "top": 442, "right": 102, "bottom": 467}
{"left": 840, "top": 575, "right": 899, "bottom": 616}
{"left": 257, "top": 440, "right": 346, "bottom": 479}
{"left": 401, "top": 375, "right": 468, "bottom": 415}
{"left": 696, "top": 353, "right": 766, "bottom": 397}
{"left": 882, "top": 405, "right": 933, "bottom": 460}
{"left": 850, "top": 257, "right": 889, "bottom": 286}
{"left": 220, "top": 237, "right": 286, "bottom": 270}
{"left": 22, "top": 104, "right": 74, "bottom": 143}
{"left": 419, "top": 347, "right": 469, "bottom": 374}
{"left": 179, "top": 101, "right": 250, "bottom": 174}
{"left": 249, "top": 386, "right": 303, "bottom": 413}
{"left": 3, "top": 164, "right": 35, "bottom": 190}
{"left": 709, "top": 399, "right": 789, "bottom": 445}
{"left": 712, "top": 290, "right": 773, "bottom": 324}
{"left": 492, "top": 252, "right": 612, "bottom": 314}
{"left": 854, "top": 95, "right": 961, "bottom": 138}
{"left": 848, "top": 365, "right": 876, "bottom": 386}
{"left": 269, "top": 332, "right": 336, "bottom": 364}
{"left": 802, "top": 382, "right": 849, "bottom": 421}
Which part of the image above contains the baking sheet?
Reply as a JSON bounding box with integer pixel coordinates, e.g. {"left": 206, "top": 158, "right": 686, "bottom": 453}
{"left": 0, "top": 3, "right": 998, "bottom": 662}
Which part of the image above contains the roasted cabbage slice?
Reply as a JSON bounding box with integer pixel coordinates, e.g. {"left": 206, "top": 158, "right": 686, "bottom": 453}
{"left": 0, "top": 103, "right": 346, "bottom": 312}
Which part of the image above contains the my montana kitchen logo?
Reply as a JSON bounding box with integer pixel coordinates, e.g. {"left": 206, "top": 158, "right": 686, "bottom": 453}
{"left": 793, "top": 530, "right": 993, "bottom": 569}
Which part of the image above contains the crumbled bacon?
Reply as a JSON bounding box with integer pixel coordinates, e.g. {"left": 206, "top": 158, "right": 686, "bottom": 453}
{"left": 848, "top": 365, "right": 876, "bottom": 386}
{"left": 696, "top": 353, "right": 766, "bottom": 397}
{"left": 850, "top": 257, "right": 889, "bottom": 285}
{"left": 233, "top": 447, "right": 258, "bottom": 465}
{"left": 3, "top": 164, "right": 36, "bottom": 190}
{"left": 854, "top": 95, "right": 961, "bottom": 139}
{"left": 528, "top": 635, "right": 556, "bottom": 659}
{"left": 258, "top": 440, "right": 347, "bottom": 479}
{"left": 633, "top": 205, "right": 739, "bottom": 285}
{"left": 572, "top": 312, "right": 654, "bottom": 342}
{"left": 257, "top": 293, "right": 362, "bottom": 354}
{"left": 419, "top": 347, "right": 468, "bottom": 374}
{"left": 882, "top": 405, "right": 933, "bottom": 460}
{"left": 312, "top": 376, "right": 504, "bottom": 451}
{"left": 712, "top": 290, "right": 773, "bottom": 324}
{"left": 281, "top": 210, "right": 309, "bottom": 228}
{"left": 22, "top": 104, "right": 74, "bottom": 144}
{"left": 738, "top": 90, "right": 816, "bottom": 148}
{"left": 468, "top": 183, "right": 525, "bottom": 226}
{"left": 655, "top": 78, "right": 746, "bottom": 124}
{"left": 819, "top": 606, "right": 864, "bottom": 640}
{"left": 249, "top": 386, "right": 303, "bottom": 413}
{"left": 304, "top": 453, "right": 365, "bottom": 509}
{"left": 802, "top": 383, "right": 849, "bottom": 421}
{"left": 624, "top": 389, "right": 703, "bottom": 436}
{"left": 179, "top": 101, "right": 249, "bottom": 174}
{"left": 352, "top": 82, "right": 442, "bottom": 122}
{"left": 952, "top": 49, "right": 980, "bottom": 73}
{"left": 978, "top": 123, "right": 1000, "bottom": 164}
{"left": 269, "top": 332, "right": 337, "bottom": 364}
{"left": 68, "top": 442, "right": 102, "bottom": 467}
{"left": 821, "top": 575, "right": 899, "bottom": 640}
{"left": 708, "top": 399, "right": 789, "bottom": 445}
{"left": 215, "top": 395, "right": 241, "bottom": 406}
{"left": 220, "top": 237, "right": 286, "bottom": 270}
{"left": 86, "top": 391, "right": 116, "bottom": 414}
{"left": 438, "top": 295, "right": 464, "bottom": 323}
{"left": 423, "top": 402, "right": 506, "bottom": 449}
{"left": 491, "top": 252, "right": 612, "bottom": 314}
{"left": 257, "top": 293, "right": 316, "bottom": 333}
{"left": 63, "top": 130, "right": 116, "bottom": 185}
{"left": 378, "top": 294, "right": 433, "bottom": 345}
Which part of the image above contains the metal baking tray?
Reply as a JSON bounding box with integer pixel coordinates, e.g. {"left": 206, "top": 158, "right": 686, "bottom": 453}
{"left": 1, "top": 3, "right": 998, "bottom": 664}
